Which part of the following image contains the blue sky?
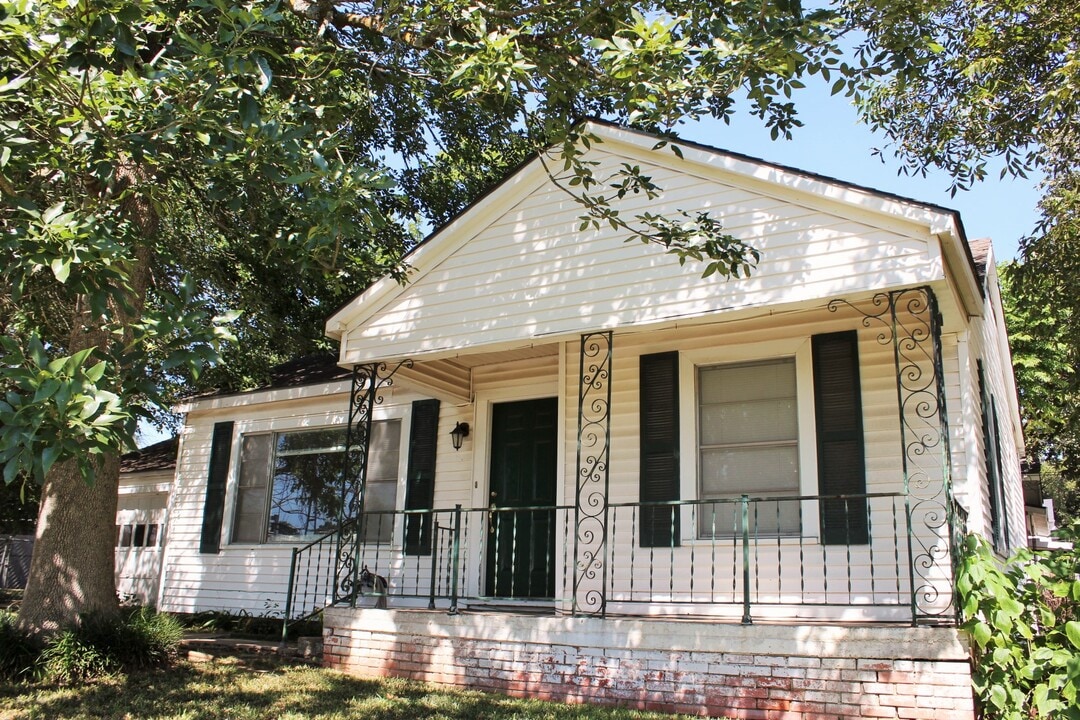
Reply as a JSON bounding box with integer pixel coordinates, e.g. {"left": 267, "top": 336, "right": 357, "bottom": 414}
{"left": 674, "top": 88, "right": 1042, "bottom": 262}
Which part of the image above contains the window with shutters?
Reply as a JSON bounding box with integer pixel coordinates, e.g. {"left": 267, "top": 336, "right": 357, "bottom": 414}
{"left": 678, "top": 338, "right": 855, "bottom": 539}
{"left": 697, "top": 358, "right": 801, "bottom": 535}
{"left": 231, "top": 421, "right": 402, "bottom": 544}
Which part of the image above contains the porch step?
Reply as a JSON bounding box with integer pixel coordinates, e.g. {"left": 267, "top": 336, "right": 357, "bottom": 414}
{"left": 459, "top": 603, "right": 556, "bottom": 616}
{"left": 179, "top": 633, "right": 321, "bottom": 665}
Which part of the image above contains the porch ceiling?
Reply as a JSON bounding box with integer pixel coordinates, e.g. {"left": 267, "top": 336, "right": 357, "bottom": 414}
{"left": 389, "top": 343, "right": 560, "bottom": 403}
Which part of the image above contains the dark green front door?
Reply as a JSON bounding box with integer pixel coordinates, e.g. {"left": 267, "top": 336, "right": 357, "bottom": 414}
{"left": 486, "top": 397, "right": 558, "bottom": 599}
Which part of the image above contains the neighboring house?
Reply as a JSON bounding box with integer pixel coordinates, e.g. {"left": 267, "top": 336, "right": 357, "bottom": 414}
{"left": 160, "top": 121, "right": 1026, "bottom": 719}
{"left": 116, "top": 438, "right": 176, "bottom": 606}
{"left": 1, "top": 439, "right": 175, "bottom": 599}
{"left": 1021, "top": 461, "right": 1071, "bottom": 551}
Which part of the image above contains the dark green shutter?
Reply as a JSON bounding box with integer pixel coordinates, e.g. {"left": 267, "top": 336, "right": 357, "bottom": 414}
{"left": 404, "top": 399, "right": 440, "bottom": 555}
{"left": 812, "top": 332, "right": 868, "bottom": 545}
{"left": 639, "top": 352, "right": 680, "bottom": 547}
{"left": 977, "top": 361, "right": 1004, "bottom": 551}
{"left": 200, "top": 421, "right": 234, "bottom": 554}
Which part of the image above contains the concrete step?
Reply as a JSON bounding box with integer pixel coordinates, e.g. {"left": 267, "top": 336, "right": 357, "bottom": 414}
{"left": 180, "top": 633, "right": 322, "bottom": 664}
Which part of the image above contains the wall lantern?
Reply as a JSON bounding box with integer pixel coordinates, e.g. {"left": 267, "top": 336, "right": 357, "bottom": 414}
{"left": 449, "top": 421, "right": 470, "bottom": 451}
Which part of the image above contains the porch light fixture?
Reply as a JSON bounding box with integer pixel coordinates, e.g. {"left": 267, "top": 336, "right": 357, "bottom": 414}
{"left": 450, "top": 421, "right": 470, "bottom": 451}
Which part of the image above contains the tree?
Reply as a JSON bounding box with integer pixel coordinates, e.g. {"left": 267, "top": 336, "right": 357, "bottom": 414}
{"left": 999, "top": 264, "right": 1079, "bottom": 522}
{"left": 2, "top": 1, "right": 884, "bottom": 636}
{"left": 844, "top": 0, "right": 1080, "bottom": 522}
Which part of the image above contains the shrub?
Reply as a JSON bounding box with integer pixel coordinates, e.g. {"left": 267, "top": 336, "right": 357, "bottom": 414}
{"left": 39, "top": 629, "right": 115, "bottom": 684}
{"left": 956, "top": 521, "right": 1080, "bottom": 719}
{"left": 176, "top": 607, "right": 320, "bottom": 640}
{"left": 39, "top": 607, "right": 183, "bottom": 683}
{"left": 0, "top": 610, "right": 40, "bottom": 681}
{"left": 124, "top": 606, "right": 184, "bottom": 668}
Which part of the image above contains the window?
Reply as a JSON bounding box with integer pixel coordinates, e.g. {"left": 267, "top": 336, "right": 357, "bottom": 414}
{"left": 231, "top": 422, "right": 402, "bottom": 544}
{"left": 116, "top": 523, "right": 160, "bottom": 548}
{"left": 697, "top": 358, "right": 801, "bottom": 535}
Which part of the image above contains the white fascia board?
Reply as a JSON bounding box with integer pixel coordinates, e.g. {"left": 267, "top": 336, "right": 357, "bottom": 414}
{"left": 174, "top": 378, "right": 352, "bottom": 415}
{"left": 591, "top": 123, "right": 956, "bottom": 236}
{"left": 118, "top": 479, "right": 172, "bottom": 495}
{"left": 325, "top": 158, "right": 553, "bottom": 341}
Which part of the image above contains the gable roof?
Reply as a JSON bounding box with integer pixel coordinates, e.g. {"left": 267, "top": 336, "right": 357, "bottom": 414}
{"left": 327, "top": 120, "right": 982, "bottom": 364}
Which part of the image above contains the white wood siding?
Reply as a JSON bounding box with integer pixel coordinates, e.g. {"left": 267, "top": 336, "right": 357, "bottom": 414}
{"left": 164, "top": 387, "right": 428, "bottom": 614}
{"left": 166, "top": 299, "right": 980, "bottom": 619}
{"left": 341, "top": 149, "right": 945, "bottom": 364}
{"left": 955, "top": 261, "right": 1026, "bottom": 551}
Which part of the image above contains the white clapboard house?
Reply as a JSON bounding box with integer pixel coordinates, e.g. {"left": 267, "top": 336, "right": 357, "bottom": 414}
{"left": 156, "top": 121, "right": 1025, "bottom": 719}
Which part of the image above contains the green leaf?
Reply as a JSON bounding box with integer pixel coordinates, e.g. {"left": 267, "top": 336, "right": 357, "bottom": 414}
{"left": 41, "top": 444, "right": 61, "bottom": 477}
{"left": 84, "top": 361, "right": 106, "bottom": 383}
{"left": 239, "top": 94, "right": 259, "bottom": 127}
{"left": 1066, "top": 621, "right": 1080, "bottom": 651}
{"left": 255, "top": 55, "right": 273, "bottom": 93}
{"left": 0, "top": 75, "right": 30, "bottom": 93}
{"left": 41, "top": 202, "right": 65, "bottom": 224}
{"left": 972, "top": 621, "right": 992, "bottom": 649}
{"left": 50, "top": 258, "right": 70, "bottom": 283}
{"left": 990, "top": 683, "right": 1007, "bottom": 709}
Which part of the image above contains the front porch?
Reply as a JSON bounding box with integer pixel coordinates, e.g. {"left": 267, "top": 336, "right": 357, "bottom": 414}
{"left": 288, "top": 286, "right": 965, "bottom": 631}
{"left": 299, "top": 287, "right": 979, "bottom": 719}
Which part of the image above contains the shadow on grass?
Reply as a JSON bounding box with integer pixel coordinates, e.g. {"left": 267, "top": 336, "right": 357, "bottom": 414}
{"left": 1, "top": 660, "right": 682, "bottom": 720}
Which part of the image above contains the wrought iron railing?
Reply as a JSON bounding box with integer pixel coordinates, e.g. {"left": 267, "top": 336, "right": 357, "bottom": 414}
{"left": 282, "top": 491, "right": 961, "bottom": 638}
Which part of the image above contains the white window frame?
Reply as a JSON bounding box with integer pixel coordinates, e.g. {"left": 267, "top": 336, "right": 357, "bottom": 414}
{"left": 223, "top": 404, "right": 411, "bottom": 547}
{"left": 678, "top": 337, "right": 820, "bottom": 542}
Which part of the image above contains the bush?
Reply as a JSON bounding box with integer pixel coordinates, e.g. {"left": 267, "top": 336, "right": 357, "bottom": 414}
{"left": 956, "top": 521, "right": 1080, "bottom": 719}
{"left": 0, "top": 610, "right": 40, "bottom": 681}
{"left": 0, "top": 606, "right": 183, "bottom": 684}
{"left": 124, "top": 606, "right": 184, "bottom": 668}
{"left": 176, "top": 606, "right": 320, "bottom": 640}
{"left": 39, "top": 629, "right": 114, "bottom": 684}
{"left": 38, "top": 607, "right": 183, "bottom": 684}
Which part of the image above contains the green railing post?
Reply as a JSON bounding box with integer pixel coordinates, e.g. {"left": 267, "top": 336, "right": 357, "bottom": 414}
{"left": 905, "top": 497, "right": 917, "bottom": 626}
{"left": 741, "top": 494, "right": 752, "bottom": 625}
{"left": 281, "top": 546, "right": 299, "bottom": 644}
{"left": 448, "top": 504, "right": 462, "bottom": 615}
{"left": 428, "top": 516, "right": 439, "bottom": 610}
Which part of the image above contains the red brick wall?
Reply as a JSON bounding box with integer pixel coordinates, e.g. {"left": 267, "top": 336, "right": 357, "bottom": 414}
{"left": 323, "top": 609, "right": 975, "bottom": 720}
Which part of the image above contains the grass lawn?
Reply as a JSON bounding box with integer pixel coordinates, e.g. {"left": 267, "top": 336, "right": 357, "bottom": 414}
{"left": 0, "top": 659, "right": 691, "bottom": 720}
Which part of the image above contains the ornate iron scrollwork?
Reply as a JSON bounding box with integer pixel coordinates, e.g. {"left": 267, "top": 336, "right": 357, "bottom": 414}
{"left": 335, "top": 359, "right": 413, "bottom": 604}
{"left": 573, "top": 331, "right": 613, "bottom": 616}
{"left": 828, "top": 287, "right": 955, "bottom": 623}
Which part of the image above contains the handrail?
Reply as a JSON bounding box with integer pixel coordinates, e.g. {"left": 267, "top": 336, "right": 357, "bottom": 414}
{"left": 279, "top": 490, "right": 957, "bottom": 638}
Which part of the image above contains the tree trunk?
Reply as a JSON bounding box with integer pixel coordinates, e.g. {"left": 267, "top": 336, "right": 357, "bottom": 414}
{"left": 17, "top": 167, "right": 156, "bottom": 637}
{"left": 18, "top": 296, "right": 131, "bottom": 636}
{"left": 17, "top": 453, "right": 122, "bottom": 636}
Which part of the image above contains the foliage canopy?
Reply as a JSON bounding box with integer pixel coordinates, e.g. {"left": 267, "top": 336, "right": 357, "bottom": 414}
{"left": 0, "top": 0, "right": 875, "bottom": 487}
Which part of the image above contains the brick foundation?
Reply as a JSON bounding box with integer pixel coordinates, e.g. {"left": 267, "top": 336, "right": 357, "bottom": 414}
{"left": 323, "top": 609, "right": 975, "bottom": 720}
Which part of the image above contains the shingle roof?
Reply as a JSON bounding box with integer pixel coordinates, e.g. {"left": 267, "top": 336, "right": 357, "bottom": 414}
{"left": 968, "top": 237, "right": 992, "bottom": 286}
{"left": 182, "top": 353, "right": 353, "bottom": 403}
{"left": 120, "top": 437, "right": 179, "bottom": 474}
{"left": 265, "top": 353, "right": 352, "bottom": 389}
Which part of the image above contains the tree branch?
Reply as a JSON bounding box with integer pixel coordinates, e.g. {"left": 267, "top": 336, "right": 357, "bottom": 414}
{"left": 285, "top": 0, "right": 438, "bottom": 49}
